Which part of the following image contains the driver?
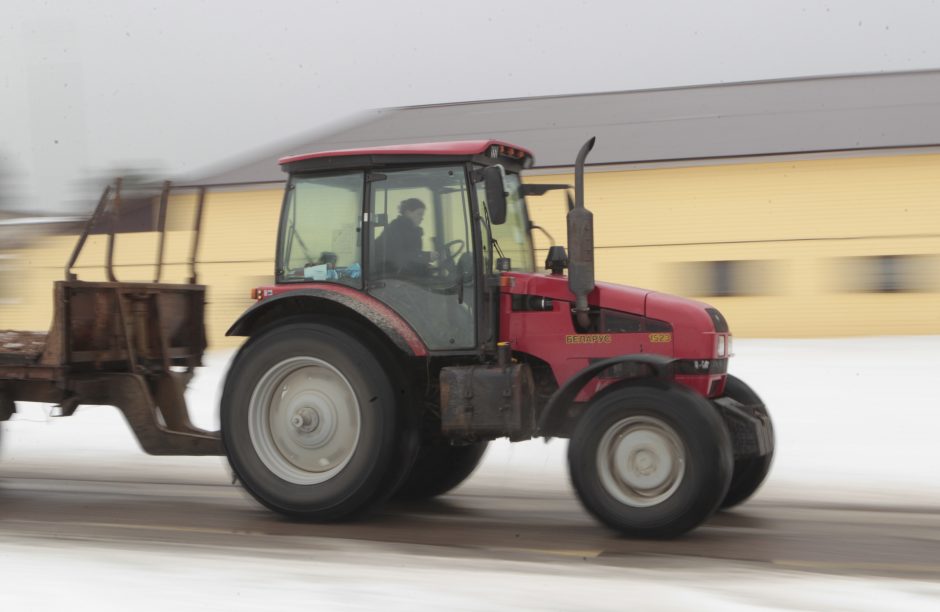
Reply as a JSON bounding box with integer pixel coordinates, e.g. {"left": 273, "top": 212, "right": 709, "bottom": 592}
{"left": 375, "top": 198, "right": 438, "bottom": 276}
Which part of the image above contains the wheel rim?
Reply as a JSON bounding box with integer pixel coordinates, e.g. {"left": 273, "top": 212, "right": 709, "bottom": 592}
{"left": 596, "top": 415, "right": 686, "bottom": 508}
{"left": 248, "top": 356, "right": 361, "bottom": 485}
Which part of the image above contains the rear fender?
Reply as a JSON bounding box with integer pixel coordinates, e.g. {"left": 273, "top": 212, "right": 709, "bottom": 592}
{"left": 537, "top": 354, "right": 675, "bottom": 435}
{"left": 226, "top": 289, "right": 428, "bottom": 357}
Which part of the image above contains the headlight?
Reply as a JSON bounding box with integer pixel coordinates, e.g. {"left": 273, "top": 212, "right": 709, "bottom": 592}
{"left": 727, "top": 335, "right": 733, "bottom": 357}
{"left": 716, "top": 335, "right": 726, "bottom": 357}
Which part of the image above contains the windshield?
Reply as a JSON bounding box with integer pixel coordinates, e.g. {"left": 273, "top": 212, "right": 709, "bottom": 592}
{"left": 476, "top": 171, "right": 535, "bottom": 273}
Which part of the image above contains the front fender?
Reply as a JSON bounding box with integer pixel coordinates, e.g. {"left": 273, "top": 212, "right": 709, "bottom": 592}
{"left": 227, "top": 288, "right": 428, "bottom": 357}
{"left": 536, "top": 354, "right": 675, "bottom": 434}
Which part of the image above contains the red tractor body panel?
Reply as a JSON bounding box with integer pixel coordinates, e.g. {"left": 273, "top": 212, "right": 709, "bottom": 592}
{"left": 499, "top": 272, "right": 728, "bottom": 400}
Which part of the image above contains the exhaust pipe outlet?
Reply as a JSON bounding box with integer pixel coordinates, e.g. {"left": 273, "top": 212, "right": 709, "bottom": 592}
{"left": 568, "top": 137, "right": 596, "bottom": 331}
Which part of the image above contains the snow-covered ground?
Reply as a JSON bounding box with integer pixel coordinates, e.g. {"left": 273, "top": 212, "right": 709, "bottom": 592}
{"left": 2, "top": 532, "right": 938, "bottom": 612}
{"left": 1, "top": 337, "right": 939, "bottom": 611}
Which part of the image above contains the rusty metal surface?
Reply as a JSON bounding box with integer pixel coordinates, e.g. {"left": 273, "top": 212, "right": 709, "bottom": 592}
{"left": 61, "top": 281, "right": 206, "bottom": 368}
{"left": 2, "top": 177, "right": 222, "bottom": 454}
{"left": 68, "top": 373, "right": 222, "bottom": 456}
{"left": 0, "top": 331, "right": 47, "bottom": 364}
{"left": 65, "top": 184, "right": 111, "bottom": 281}
{"left": 2, "top": 278, "right": 211, "bottom": 454}
{"left": 188, "top": 186, "right": 206, "bottom": 284}
{"left": 441, "top": 363, "right": 536, "bottom": 441}
{"left": 153, "top": 181, "right": 170, "bottom": 283}
{"left": 105, "top": 177, "right": 123, "bottom": 282}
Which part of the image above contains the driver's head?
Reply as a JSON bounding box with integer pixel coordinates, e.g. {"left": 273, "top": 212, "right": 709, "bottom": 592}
{"left": 399, "top": 198, "right": 426, "bottom": 226}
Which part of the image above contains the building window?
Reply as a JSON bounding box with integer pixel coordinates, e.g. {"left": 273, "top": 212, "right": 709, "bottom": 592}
{"left": 675, "top": 260, "right": 774, "bottom": 297}
{"left": 836, "top": 255, "right": 936, "bottom": 293}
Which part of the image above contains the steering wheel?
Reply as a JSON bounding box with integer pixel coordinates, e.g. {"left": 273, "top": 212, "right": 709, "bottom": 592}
{"left": 430, "top": 239, "right": 464, "bottom": 281}
{"left": 442, "top": 239, "right": 465, "bottom": 261}
{"left": 435, "top": 239, "right": 465, "bottom": 277}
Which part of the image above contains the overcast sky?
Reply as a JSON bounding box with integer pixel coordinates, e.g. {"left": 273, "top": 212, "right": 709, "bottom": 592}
{"left": 2, "top": 0, "right": 940, "bottom": 213}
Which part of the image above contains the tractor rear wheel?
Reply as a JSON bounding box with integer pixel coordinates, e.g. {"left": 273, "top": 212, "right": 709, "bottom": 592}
{"left": 395, "top": 440, "right": 488, "bottom": 500}
{"left": 568, "top": 384, "right": 733, "bottom": 538}
{"left": 720, "top": 375, "right": 775, "bottom": 509}
{"left": 221, "top": 322, "right": 411, "bottom": 521}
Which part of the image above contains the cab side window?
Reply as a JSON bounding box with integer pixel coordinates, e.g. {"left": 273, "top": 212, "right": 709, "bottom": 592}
{"left": 278, "top": 172, "right": 364, "bottom": 287}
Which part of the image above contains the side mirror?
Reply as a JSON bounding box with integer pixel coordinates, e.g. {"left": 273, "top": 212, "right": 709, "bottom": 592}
{"left": 483, "top": 165, "right": 508, "bottom": 225}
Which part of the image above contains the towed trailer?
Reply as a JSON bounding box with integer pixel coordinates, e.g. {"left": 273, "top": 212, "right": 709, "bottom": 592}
{"left": 0, "top": 139, "right": 774, "bottom": 538}
{"left": 0, "top": 180, "right": 221, "bottom": 455}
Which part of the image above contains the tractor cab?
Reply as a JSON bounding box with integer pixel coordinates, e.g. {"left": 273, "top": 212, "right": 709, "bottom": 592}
{"left": 274, "top": 141, "right": 535, "bottom": 353}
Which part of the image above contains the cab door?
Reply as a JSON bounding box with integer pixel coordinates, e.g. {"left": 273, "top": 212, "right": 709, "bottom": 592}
{"left": 368, "top": 166, "right": 478, "bottom": 351}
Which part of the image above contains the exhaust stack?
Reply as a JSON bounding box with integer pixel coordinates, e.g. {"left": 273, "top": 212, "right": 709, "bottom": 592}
{"left": 568, "top": 137, "right": 596, "bottom": 331}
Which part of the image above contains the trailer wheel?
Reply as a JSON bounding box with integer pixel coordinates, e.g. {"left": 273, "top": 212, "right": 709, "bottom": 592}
{"left": 568, "top": 384, "right": 733, "bottom": 538}
{"left": 395, "top": 440, "right": 488, "bottom": 500}
{"left": 221, "top": 322, "right": 410, "bottom": 520}
{"left": 720, "top": 375, "right": 775, "bottom": 509}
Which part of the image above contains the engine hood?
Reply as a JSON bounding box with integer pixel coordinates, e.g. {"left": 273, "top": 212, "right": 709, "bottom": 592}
{"left": 503, "top": 272, "right": 648, "bottom": 314}
{"left": 504, "top": 272, "right": 722, "bottom": 348}
{"left": 644, "top": 291, "right": 724, "bottom": 356}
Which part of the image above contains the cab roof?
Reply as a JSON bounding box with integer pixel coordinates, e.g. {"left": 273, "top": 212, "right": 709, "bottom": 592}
{"left": 278, "top": 140, "right": 533, "bottom": 174}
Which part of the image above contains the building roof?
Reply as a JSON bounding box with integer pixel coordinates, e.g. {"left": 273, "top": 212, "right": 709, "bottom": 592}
{"left": 188, "top": 69, "right": 940, "bottom": 185}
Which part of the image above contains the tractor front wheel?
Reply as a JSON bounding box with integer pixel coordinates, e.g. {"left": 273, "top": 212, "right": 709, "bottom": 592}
{"left": 221, "top": 322, "right": 410, "bottom": 521}
{"left": 568, "top": 384, "right": 733, "bottom": 538}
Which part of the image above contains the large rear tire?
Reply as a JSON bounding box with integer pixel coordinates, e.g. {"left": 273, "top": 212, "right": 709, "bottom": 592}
{"left": 221, "top": 322, "right": 411, "bottom": 520}
{"left": 720, "top": 375, "right": 775, "bottom": 509}
{"left": 395, "top": 440, "right": 488, "bottom": 500}
{"left": 568, "top": 384, "right": 733, "bottom": 538}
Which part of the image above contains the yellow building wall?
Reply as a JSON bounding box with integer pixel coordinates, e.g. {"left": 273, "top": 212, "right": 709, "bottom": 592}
{"left": 525, "top": 153, "right": 940, "bottom": 337}
{"left": 2, "top": 153, "right": 939, "bottom": 343}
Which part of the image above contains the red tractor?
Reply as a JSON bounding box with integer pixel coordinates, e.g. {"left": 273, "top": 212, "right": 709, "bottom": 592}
{"left": 0, "top": 137, "right": 773, "bottom": 538}
{"left": 221, "top": 137, "right": 774, "bottom": 537}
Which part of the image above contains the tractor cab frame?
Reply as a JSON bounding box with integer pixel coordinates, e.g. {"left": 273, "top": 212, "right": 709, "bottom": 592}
{"left": 236, "top": 140, "right": 535, "bottom": 359}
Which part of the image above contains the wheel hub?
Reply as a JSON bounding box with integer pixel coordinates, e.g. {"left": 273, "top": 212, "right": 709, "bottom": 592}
{"left": 291, "top": 407, "right": 321, "bottom": 433}
{"left": 597, "top": 415, "right": 686, "bottom": 508}
{"left": 248, "top": 357, "right": 361, "bottom": 485}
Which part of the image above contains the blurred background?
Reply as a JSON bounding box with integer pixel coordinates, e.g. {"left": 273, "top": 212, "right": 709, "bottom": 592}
{"left": 2, "top": 0, "right": 940, "bottom": 345}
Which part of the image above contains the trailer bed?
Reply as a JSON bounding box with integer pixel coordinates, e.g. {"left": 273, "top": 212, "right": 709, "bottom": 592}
{"left": 0, "top": 331, "right": 47, "bottom": 365}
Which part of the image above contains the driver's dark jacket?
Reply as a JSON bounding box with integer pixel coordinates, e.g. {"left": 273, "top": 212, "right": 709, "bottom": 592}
{"left": 374, "top": 215, "right": 428, "bottom": 276}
